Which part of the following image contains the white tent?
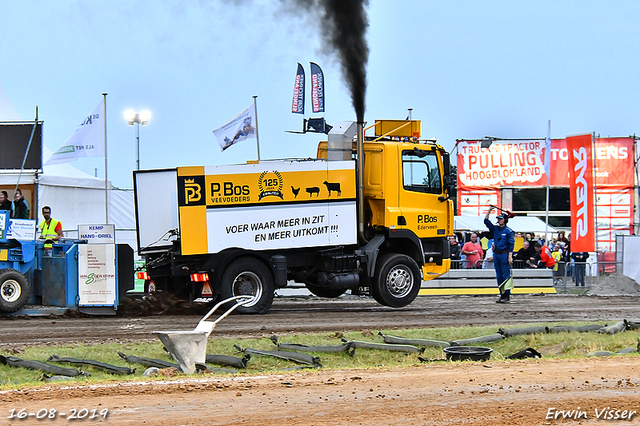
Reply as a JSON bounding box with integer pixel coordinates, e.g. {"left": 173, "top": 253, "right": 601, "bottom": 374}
{"left": 0, "top": 162, "right": 135, "bottom": 245}
{"left": 38, "top": 147, "right": 135, "bottom": 234}
{"left": 455, "top": 215, "right": 558, "bottom": 234}
{"left": 38, "top": 174, "right": 135, "bottom": 231}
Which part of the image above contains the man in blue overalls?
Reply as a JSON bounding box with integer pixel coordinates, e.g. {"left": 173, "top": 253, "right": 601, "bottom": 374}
{"left": 485, "top": 207, "right": 515, "bottom": 303}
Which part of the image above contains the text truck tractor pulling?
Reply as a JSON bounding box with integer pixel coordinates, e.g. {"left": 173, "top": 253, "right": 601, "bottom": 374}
{"left": 133, "top": 119, "right": 454, "bottom": 314}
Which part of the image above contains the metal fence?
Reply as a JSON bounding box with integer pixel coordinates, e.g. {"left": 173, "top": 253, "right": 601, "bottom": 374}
{"left": 452, "top": 254, "right": 622, "bottom": 295}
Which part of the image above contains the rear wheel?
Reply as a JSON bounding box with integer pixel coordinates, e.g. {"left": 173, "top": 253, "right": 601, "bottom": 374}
{"left": 371, "top": 254, "right": 421, "bottom": 308}
{"left": 0, "top": 268, "right": 30, "bottom": 313}
{"left": 220, "top": 257, "right": 274, "bottom": 314}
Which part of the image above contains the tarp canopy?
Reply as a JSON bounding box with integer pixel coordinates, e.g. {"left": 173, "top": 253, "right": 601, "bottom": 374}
{"left": 0, "top": 163, "right": 134, "bottom": 232}
{"left": 38, "top": 148, "right": 135, "bottom": 231}
{"left": 455, "top": 215, "right": 558, "bottom": 234}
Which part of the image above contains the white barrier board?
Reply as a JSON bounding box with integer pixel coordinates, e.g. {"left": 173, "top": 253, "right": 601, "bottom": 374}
{"left": 78, "top": 244, "right": 116, "bottom": 306}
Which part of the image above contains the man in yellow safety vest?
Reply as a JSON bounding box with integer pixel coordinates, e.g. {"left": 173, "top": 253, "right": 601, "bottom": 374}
{"left": 39, "top": 206, "right": 63, "bottom": 251}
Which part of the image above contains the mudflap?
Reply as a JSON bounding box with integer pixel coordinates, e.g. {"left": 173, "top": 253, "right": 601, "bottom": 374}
{"left": 422, "top": 259, "right": 450, "bottom": 282}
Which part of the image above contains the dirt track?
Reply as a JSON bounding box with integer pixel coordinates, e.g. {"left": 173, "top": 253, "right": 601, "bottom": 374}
{"left": 2, "top": 294, "right": 639, "bottom": 346}
{"left": 1, "top": 294, "right": 639, "bottom": 425}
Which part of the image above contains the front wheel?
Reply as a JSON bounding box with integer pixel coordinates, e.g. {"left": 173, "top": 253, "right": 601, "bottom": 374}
{"left": 371, "top": 254, "right": 421, "bottom": 308}
{"left": 0, "top": 268, "right": 30, "bottom": 313}
{"left": 220, "top": 257, "right": 274, "bottom": 314}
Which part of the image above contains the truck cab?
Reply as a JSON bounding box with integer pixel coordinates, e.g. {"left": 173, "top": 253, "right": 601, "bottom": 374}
{"left": 134, "top": 119, "right": 453, "bottom": 314}
{"left": 319, "top": 120, "right": 453, "bottom": 279}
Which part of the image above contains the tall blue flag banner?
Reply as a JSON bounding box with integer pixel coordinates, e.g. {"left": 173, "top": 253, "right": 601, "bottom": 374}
{"left": 213, "top": 103, "right": 257, "bottom": 151}
{"left": 310, "top": 62, "right": 324, "bottom": 113}
{"left": 291, "top": 63, "right": 305, "bottom": 114}
{"left": 45, "top": 100, "right": 105, "bottom": 165}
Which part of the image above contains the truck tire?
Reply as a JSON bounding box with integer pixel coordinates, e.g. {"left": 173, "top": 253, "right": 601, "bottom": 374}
{"left": 0, "top": 268, "right": 30, "bottom": 313}
{"left": 371, "top": 254, "right": 421, "bottom": 308}
{"left": 220, "top": 257, "right": 274, "bottom": 314}
{"left": 304, "top": 283, "right": 346, "bottom": 298}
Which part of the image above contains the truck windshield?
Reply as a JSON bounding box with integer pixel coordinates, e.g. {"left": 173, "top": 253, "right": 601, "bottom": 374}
{"left": 402, "top": 151, "right": 442, "bottom": 194}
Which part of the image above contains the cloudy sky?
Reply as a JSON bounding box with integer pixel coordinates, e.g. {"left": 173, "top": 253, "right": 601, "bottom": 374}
{"left": 1, "top": 1, "right": 639, "bottom": 188}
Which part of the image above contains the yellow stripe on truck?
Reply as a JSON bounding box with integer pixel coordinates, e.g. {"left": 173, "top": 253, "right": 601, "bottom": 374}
{"left": 179, "top": 205, "right": 208, "bottom": 255}
{"left": 418, "top": 287, "right": 557, "bottom": 296}
{"left": 178, "top": 166, "right": 208, "bottom": 255}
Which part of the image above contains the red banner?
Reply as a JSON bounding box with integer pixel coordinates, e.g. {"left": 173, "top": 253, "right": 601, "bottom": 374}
{"left": 457, "top": 137, "right": 634, "bottom": 190}
{"left": 549, "top": 137, "right": 634, "bottom": 188}
{"left": 566, "top": 134, "right": 595, "bottom": 252}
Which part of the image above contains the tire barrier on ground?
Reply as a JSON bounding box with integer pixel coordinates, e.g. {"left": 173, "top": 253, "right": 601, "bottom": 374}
{"left": 598, "top": 320, "right": 628, "bottom": 335}
{"left": 234, "top": 345, "right": 322, "bottom": 367}
{"left": 341, "top": 338, "right": 425, "bottom": 354}
{"left": 0, "top": 355, "right": 89, "bottom": 377}
{"left": 452, "top": 334, "right": 505, "bottom": 346}
{"left": 378, "top": 332, "right": 453, "bottom": 348}
{"left": 270, "top": 335, "right": 357, "bottom": 356}
{"left": 205, "top": 354, "right": 251, "bottom": 369}
{"left": 47, "top": 355, "right": 135, "bottom": 375}
{"left": 118, "top": 351, "right": 179, "bottom": 369}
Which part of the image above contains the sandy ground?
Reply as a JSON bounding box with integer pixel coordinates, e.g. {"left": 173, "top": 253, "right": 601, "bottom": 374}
{"left": 1, "top": 294, "right": 639, "bottom": 425}
{"left": 2, "top": 357, "right": 638, "bottom": 425}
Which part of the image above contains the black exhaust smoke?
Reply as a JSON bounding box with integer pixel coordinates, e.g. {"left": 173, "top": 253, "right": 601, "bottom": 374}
{"left": 286, "top": 0, "right": 369, "bottom": 122}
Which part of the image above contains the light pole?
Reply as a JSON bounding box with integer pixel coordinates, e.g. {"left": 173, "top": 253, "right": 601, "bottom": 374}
{"left": 124, "top": 109, "right": 151, "bottom": 170}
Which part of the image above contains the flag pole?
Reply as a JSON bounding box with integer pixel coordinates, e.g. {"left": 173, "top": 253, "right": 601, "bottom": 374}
{"left": 544, "top": 120, "right": 551, "bottom": 244}
{"left": 253, "top": 95, "right": 261, "bottom": 161}
{"left": 103, "top": 92, "right": 108, "bottom": 224}
{"left": 592, "top": 132, "right": 599, "bottom": 253}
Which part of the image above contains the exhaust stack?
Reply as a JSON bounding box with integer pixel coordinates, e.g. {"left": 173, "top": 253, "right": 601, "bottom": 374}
{"left": 327, "top": 121, "right": 368, "bottom": 243}
{"left": 356, "top": 121, "right": 367, "bottom": 243}
{"left": 327, "top": 121, "right": 358, "bottom": 161}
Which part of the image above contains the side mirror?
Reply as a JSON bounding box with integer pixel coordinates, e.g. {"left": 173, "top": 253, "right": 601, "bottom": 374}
{"left": 442, "top": 151, "right": 451, "bottom": 179}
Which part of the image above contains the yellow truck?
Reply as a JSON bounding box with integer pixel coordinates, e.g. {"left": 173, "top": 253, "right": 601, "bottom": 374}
{"left": 134, "top": 119, "right": 454, "bottom": 313}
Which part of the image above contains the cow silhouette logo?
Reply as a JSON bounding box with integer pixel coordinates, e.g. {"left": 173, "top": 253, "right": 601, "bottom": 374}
{"left": 291, "top": 186, "right": 300, "bottom": 198}
{"left": 323, "top": 181, "right": 341, "bottom": 196}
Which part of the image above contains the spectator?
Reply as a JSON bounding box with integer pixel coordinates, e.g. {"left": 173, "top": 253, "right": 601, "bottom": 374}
{"left": 12, "top": 189, "right": 29, "bottom": 219}
{"left": 551, "top": 244, "right": 563, "bottom": 272}
{"left": 449, "top": 236, "right": 461, "bottom": 269}
{"left": 532, "top": 241, "right": 555, "bottom": 269}
{"left": 565, "top": 232, "right": 572, "bottom": 278}
{"left": 485, "top": 207, "right": 515, "bottom": 303}
{"left": 461, "top": 233, "right": 483, "bottom": 269}
{"left": 557, "top": 231, "right": 569, "bottom": 249}
{"left": 551, "top": 244, "right": 565, "bottom": 283}
{"left": 483, "top": 242, "right": 495, "bottom": 269}
{"left": 514, "top": 240, "right": 535, "bottom": 268}
{"left": 0, "top": 191, "right": 10, "bottom": 211}
{"left": 571, "top": 251, "right": 589, "bottom": 287}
